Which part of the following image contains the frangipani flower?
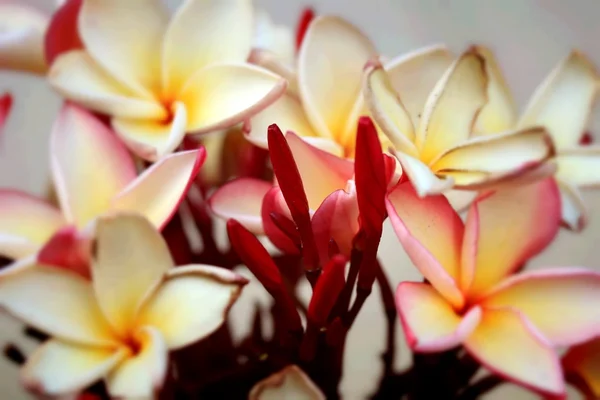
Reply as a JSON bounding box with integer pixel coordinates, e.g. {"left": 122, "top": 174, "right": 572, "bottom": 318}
{"left": 474, "top": 49, "right": 600, "bottom": 230}
{"left": 0, "top": 104, "right": 203, "bottom": 271}
{"left": 563, "top": 338, "right": 600, "bottom": 397}
{"left": 249, "top": 365, "right": 325, "bottom": 400}
{"left": 46, "top": 0, "right": 287, "bottom": 161}
{"left": 388, "top": 177, "right": 600, "bottom": 397}
{"left": 246, "top": 15, "right": 379, "bottom": 157}
{"left": 0, "top": 212, "right": 247, "bottom": 398}
{"left": 364, "top": 48, "right": 556, "bottom": 197}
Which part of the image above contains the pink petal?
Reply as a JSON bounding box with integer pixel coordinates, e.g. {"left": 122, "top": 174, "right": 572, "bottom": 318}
{"left": 464, "top": 307, "right": 565, "bottom": 398}
{"left": 51, "top": 104, "right": 137, "bottom": 228}
{"left": 386, "top": 182, "right": 465, "bottom": 308}
{"left": 209, "top": 178, "right": 272, "bottom": 234}
{"left": 286, "top": 131, "right": 354, "bottom": 210}
{"left": 463, "top": 178, "right": 561, "bottom": 298}
{"left": 111, "top": 149, "right": 205, "bottom": 230}
{"left": 395, "top": 282, "right": 481, "bottom": 352}
{"left": 44, "top": 0, "right": 83, "bottom": 65}
{"left": 37, "top": 225, "right": 90, "bottom": 279}
{"left": 482, "top": 268, "right": 600, "bottom": 346}
{"left": 0, "top": 190, "right": 65, "bottom": 259}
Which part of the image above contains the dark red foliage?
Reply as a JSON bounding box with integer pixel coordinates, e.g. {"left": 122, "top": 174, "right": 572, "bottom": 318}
{"left": 45, "top": 0, "right": 84, "bottom": 65}
{"left": 307, "top": 255, "right": 347, "bottom": 327}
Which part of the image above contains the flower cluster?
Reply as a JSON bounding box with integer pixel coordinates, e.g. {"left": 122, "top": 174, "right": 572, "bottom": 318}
{"left": 0, "top": 1, "right": 599, "bottom": 399}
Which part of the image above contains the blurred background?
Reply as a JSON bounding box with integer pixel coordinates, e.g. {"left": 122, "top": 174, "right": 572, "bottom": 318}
{"left": 0, "top": 0, "right": 599, "bottom": 398}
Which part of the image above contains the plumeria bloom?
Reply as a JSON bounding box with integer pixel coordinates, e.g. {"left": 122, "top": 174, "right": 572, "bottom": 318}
{"left": 474, "top": 49, "right": 600, "bottom": 230}
{"left": 364, "top": 48, "right": 556, "bottom": 197}
{"left": 0, "top": 212, "right": 247, "bottom": 398}
{"left": 246, "top": 15, "right": 380, "bottom": 157}
{"left": 0, "top": 104, "right": 203, "bottom": 272}
{"left": 249, "top": 365, "right": 324, "bottom": 400}
{"left": 388, "top": 177, "right": 600, "bottom": 398}
{"left": 562, "top": 338, "right": 600, "bottom": 397}
{"left": 44, "top": 0, "right": 287, "bottom": 161}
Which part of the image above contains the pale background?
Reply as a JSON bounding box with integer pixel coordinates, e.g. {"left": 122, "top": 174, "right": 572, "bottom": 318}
{"left": 1, "top": 0, "right": 599, "bottom": 398}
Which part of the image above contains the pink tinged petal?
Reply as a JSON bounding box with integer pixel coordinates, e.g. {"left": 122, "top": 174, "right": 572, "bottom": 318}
{"left": 50, "top": 104, "right": 137, "bottom": 228}
{"left": 0, "top": 190, "right": 65, "bottom": 259}
{"left": 112, "top": 101, "right": 187, "bottom": 162}
{"left": 48, "top": 51, "right": 167, "bottom": 120}
{"left": 481, "top": 268, "right": 600, "bottom": 347}
{"left": 464, "top": 178, "right": 561, "bottom": 297}
{"left": 137, "top": 265, "right": 248, "bottom": 349}
{"left": 37, "top": 226, "right": 91, "bottom": 279}
{"left": 106, "top": 327, "right": 168, "bottom": 398}
{"left": 563, "top": 338, "right": 600, "bottom": 398}
{"left": 286, "top": 132, "right": 355, "bottom": 209}
{"left": 261, "top": 186, "right": 300, "bottom": 254}
{"left": 464, "top": 307, "right": 565, "bottom": 398}
{"left": 384, "top": 45, "right": 453, "bottom": 128}
{"left": 21, "top": 340, "right": 126, "bottom": 397}
{"left": 298, "top": 16, "right": 377, "bottom": 140}
{"left": 44, "top": 0, "right": 83, "bottom": 65}
{"left": 180, "top": 63, "right": 287, "bottom": 135}
{"left": 111, "top": 149, "right": 204, "bottom": 229}
{"left": 417, "top": 49, "right": 488, "bottom": 163}
{"left": 79, "top": 0, "right": 168, "bottom": 98}
{"left": 363, "top": 62, "right": 418, "bottom": 155}
{"left": 247, "top": 93, "right": 318, "bottom": 149}
{"left": 162, "top": 0, "right": 253, "bottom": 95}
{"left": 430, "top": 127, "right": 555, "bottom": 189}
{"left": 556, "top": 146, "right": 600, "bottom": 188}
{"left": 557, "top": 180, "right": 588, "bottom": 231}
{"left": 91, "top": 214, "right": 173, "bottom": 337}
{"left": 518, "top": 51, "right": 600, "bottom": 149}
{"left": 473, "top": 46, "right": 518, "bottom": 134}
{"left": 393, "top": 150, "right": 454, "bottom": 197}
{"left": 386, "top": 182, "right": 465, "bottom": 308}
{"left": 301, "top": 137, "right": 345, "bottom": 157}
{"left": 312, "top": 185, "right": 359, "bottom": 262}
{"left": 0, "top": 3, "right": 48, "bottom": 74}
{"left": 395, "top": 282, "right": 481, "bottom": 352}
{"left": 209, "top": 178, "right": 272, "bottom": 234}
{"left": 249, "top": 365, "right": 325, "bottom": 400}
{"left": 0, "top": 265, "right": 118, "bottom": 346}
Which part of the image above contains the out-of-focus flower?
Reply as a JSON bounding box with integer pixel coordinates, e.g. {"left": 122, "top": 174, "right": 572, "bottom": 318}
{"left": 0, "top": 213, "right": 247, "bottom": 398}
{"left": 563, "top": 338, "right": 600, "bottom": 398}
{"left": 253, "top": 8, "right": 295, "bottom": 67}
{"left": 388, "top": 177, "right": 600, "bottom": 398}
{"left": 246, "top": 15, "right": 379, "bottom": 157}
{"left": 475, "top": 49, "right": 600, "bottom": 230}
{"left": 0, "top": 2, "right": 48, "bottom": 74}
{"left": 249, "top": 365, "right": 325, "bottom": 400}
{"left": 0, "top": 104, "right": 203, "bottom": 273}
{"left": 0, "top": 92, "right": 12, "bottom": 138}
{"left": 364, "top": 48, "right": 555, "bottom": 198}
{"left": 44, "top": 0, "right": 286, "bottom": 161}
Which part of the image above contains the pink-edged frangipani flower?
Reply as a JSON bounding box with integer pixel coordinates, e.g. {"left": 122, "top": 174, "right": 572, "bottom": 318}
{"left": 387, "top": 177, "right": 600, "bottom": 398}
{"left": 562, "top": 338, "right": 600, "bottom": 398}
{"left": 364, "top": 47, "right": 555, "bottom": 198}
{"left": 0, "top": 212, "right": 247, "bottom": 398}
{"left": 249, "top": 365, "right": 325, "bottom": 400}
{"left": 45, "top": 0, "right": 286, "bottom": 161}
{"left": 0, "top": 104, "right": 203, "bottom": 272}
{"left": 474, "top": 48, "right": 600, "bottom": 230}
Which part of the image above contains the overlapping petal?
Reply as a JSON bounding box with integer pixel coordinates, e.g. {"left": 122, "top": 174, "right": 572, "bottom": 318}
{"left": 209, "top": 178, "right": 272, "bottom": 234}
{"left": 396, "top": 282, "right": 481, "bottom": 352}
{"left": 0, "top": 265, "right": 117, "bottom": 346}
{"left": 0, "top": 190, "right": 65, "bottom": 259}
{"left": 50, "top": 104, "right": 137, "bottom": 228}
{"left": 557, "top": 181, "right": 588, "bottom": 231}
{"left": 464, "top": 308, "right": 564, "bottom": 397}
{"left": 463, "top": 178, "right": 561, "bottom": 297}
{"left": 482, "top": 268, "right": 600, "bottom": 346}
{"left": 261, "top": 186, "right": 299, "bottom": 254}
{"left": 111, "top": 149, "right": 204, "bottom": 229}
{"left": 0, "top": 3, "right": 48, "bottom": 74}
{"left": 298, "top": 16, "right": 377, "bottom": 140}
{"left": 21, "top": 340, "right": 126, "bottom": 396}
{"left": 249, "top": 365, "right": 325, "bottom": 400}
{"left": 555, "top": 146, "right": 600, "bottom": 187}
{"left": 91, "top": 214, "right": 173, "bottom": 337}
{"left": 392, "top": 151, "right": 454, "bottom": 197}
{"left": 137, "top": 265, "right": 247, "bottom": 349}
{"left": 518, "top": 51, "right": 599, "bottom": 149}
{"left": 386, "top": 182, "right": 464, "bottom": 308}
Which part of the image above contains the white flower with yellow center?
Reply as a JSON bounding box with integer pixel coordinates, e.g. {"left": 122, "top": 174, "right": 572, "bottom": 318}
{"left": 0, "top": 213, "right": 247, "bottom": 398}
